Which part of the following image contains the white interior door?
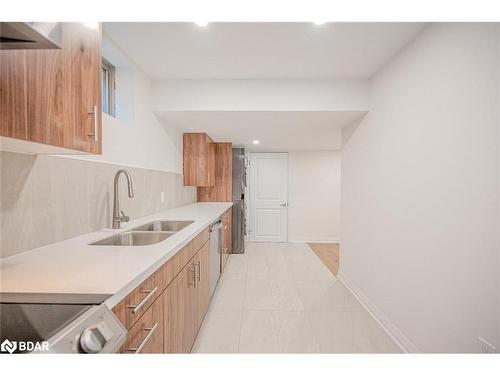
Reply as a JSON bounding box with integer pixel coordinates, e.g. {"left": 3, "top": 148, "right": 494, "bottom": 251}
{"left": 249, "top": 153, "right": 288, "bottom": 242}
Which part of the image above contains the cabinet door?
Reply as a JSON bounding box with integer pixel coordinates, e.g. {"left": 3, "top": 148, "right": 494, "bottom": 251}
{"left": 197, "top": 142, "right": 233, "bottom": 201}
{"left": 163, "top": 259, "right": 198, "bottom": 353}
{"left": 221, "top": 209, "right": 232, "bottom": 272}
{"left": 60, "top": 22, "right": 102, "bottom": 154}
{"left": 183, "top": 133, "right": 215, "bottom": 186}
{"left": 0, "top": 50, "right": 28, "bottom": 140}
{"left": 163, "top": 243, "right": 211, "bottom": 353}
{"left": 120, "top": 295, "right": 164, "bottom": 354}
{"left": 194, "top": 241, "right": 210, "bottom": 330}
{"left": 0, "top": 22, "right": 102, "bottom": 153}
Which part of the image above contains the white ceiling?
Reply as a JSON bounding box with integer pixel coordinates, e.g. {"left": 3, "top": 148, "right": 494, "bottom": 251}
{"left": 104, "top": 22, "right": 426, "bottom": 80}
{"left": 156, "top": 111, "right": 367, "bottom": 150}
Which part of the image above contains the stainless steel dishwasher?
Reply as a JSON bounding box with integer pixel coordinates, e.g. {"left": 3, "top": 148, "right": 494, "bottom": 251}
{"left": 209, "top": 218, "right": 223, "bottom": 298}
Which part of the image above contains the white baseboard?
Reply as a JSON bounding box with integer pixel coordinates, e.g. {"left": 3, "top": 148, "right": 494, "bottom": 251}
{"left": 337, "top": 271, "right": 420, "bottom": 353}
{"left": 290, "top": 237, "right": 340, "bottom": 244}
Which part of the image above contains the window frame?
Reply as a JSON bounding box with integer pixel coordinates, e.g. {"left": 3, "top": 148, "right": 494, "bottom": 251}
{"left": 101, "top": 58, "right": 116, "bottom": 117}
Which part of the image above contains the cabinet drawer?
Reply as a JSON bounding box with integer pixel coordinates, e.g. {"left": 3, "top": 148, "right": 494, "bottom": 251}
{"left": 193, "top": 227, "right": 209, "bottom": 252}
{"left": 120, "top": 295, "right": 164, "bottom": 354}
{"left": 159, "top": 227, "right": 209, "bottom": 288}
{"left": 113, "top": 270, "right": 162, "bottom": 329}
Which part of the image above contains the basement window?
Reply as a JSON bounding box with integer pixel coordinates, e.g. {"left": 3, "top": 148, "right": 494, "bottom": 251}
{"left": 101, "top": 58, "right": 116, "bottom": 117}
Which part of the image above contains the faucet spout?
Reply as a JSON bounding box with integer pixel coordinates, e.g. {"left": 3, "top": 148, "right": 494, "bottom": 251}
{"left": 127, "top": 179, "right": 134, "bottom": 198}
{"left": 112, "top": 169, "right": 134, "bottom": 229}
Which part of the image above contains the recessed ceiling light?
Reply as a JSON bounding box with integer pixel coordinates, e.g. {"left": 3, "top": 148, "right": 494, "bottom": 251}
{"left": 313, "top": 21, "right": 326, "bottom": 25}
{"left": 252, "top": 140, "right": 260, "bottom": 145}
{"left": 195, "top": 21, "right": 209, "bottom": 27}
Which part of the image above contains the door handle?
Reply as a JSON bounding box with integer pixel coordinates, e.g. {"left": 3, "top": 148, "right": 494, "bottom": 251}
{"left": 280, "top": 203, "right": 288, "bottom": 207}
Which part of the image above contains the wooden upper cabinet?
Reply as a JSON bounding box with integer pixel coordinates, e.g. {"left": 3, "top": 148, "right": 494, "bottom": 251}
{"left": 197, "top": 142, "right": 233, "bottom": 202}
{"left": 183, "top": 133, "right": 215, "bottom": 186}
{"left": 0, "top": 22, "right": 102, "bottom": 154}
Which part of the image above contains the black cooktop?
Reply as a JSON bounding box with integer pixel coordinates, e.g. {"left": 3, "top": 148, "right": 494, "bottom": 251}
{"left": 0, "top": 293, "right": 110, "bottom": 352}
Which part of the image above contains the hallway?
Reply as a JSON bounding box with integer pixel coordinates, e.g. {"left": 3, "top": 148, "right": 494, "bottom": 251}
{"left": 193, "top": 242, "right": 400, "bottom": 353}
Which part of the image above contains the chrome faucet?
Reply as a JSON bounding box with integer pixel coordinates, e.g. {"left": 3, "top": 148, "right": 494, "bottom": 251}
{"left": 112, "top": 169, "right": 134, "bottom": 229}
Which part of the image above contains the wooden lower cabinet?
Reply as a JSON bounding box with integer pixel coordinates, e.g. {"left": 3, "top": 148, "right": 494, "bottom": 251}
{"left": 221, "top": 208, "right": 232, "bottom": 272}
{"left": 113, "top": 226, "right": 214, "bottom": 354}
{"left": 164, "top": 241, "right": 210, "bottom": 353}
{"left": 119, "top": 295, "right": 164, "bottom": 354}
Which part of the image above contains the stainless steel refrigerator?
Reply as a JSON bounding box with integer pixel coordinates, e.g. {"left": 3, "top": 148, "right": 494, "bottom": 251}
{"left": 232, "top": 148, "right": 246, "bottom": 254}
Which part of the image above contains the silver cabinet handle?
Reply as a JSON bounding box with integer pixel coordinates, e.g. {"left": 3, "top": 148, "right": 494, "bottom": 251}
{"left": 194, "top": 264, "right": 198, "bottom": 288}
{"left": 126, "top": 286, "right": 158, "bottom": 314}
{"left": 197, "top": 260, "right": 201, "bottom": 282}
{"left": 189, "top": 264, "right": 197, "bottom": 288}
{"left": 88, "top": 105, "right": 98, "bottom": 142}
{"left": 209, "top": 219, "right": 223, "bottom": 232}
{"left": 126, "top": 322, "right": 158, "bottom": 354}
{"left": 242, "top": 203, "right": 246, "bottom": 236}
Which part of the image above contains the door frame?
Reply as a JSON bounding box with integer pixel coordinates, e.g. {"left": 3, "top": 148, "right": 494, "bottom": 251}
{"left": 247, "top": 152, "right": 289, "bottom": 243}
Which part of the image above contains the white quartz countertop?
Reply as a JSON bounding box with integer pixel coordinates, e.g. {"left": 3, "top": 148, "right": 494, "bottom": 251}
{"left": 0, "top": 202, "right": 232, "bottom": 308}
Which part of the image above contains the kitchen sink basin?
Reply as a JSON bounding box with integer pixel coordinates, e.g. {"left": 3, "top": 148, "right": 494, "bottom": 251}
{"left": 89, "top": 220, "right": 194, "bottom": 246}
{"left": 131, "top": 220, "right": 194, "bottom": 232}
{"left": 90, "top": 231, "right": 172, "bottom": 246}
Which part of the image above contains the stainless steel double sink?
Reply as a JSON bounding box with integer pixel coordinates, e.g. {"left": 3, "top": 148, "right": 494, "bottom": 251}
{"left": 90, "top": 220, "right": 194, "bottom": 246}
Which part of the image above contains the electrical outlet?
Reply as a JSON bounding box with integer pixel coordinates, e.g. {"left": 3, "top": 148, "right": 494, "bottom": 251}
{"left": 478, "top": 337, "right": 496, "bottom": 353}
{"left": 160, "top": 192, "right": 165, "bottom": 203}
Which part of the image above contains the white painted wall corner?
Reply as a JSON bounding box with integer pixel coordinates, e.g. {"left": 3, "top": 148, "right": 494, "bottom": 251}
{"left": 337, "top": 271, "right": 420, "bottom": 353}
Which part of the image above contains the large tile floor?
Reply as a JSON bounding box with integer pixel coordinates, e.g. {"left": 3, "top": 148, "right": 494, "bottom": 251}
{"left": 192, "top": 242, "right": 401, "bottom": 353}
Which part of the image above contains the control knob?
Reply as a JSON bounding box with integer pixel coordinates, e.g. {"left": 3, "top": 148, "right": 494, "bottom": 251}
{"left": 79, "top": 322, "right": 113, "bottom": 354}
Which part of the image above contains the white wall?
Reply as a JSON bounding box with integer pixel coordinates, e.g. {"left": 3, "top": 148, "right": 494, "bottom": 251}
{"left": 288, "top": 151, "right": 341, "bottom": 243}
{"left": 65, "top": 35, "right": 183, "bottom": 174}
{"left": 152, "top": 79, "right": 369, "bottom": 111}
{"left": 341, "top": 23, "right": 499, "bottom": 353}
{"left": 498, "top": 31, "right": 500, "bottom": 351}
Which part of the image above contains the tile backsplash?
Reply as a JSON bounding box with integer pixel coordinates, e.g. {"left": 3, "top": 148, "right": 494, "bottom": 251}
{"left": 0, "top": 151, "right": 196, "bottom": 258}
